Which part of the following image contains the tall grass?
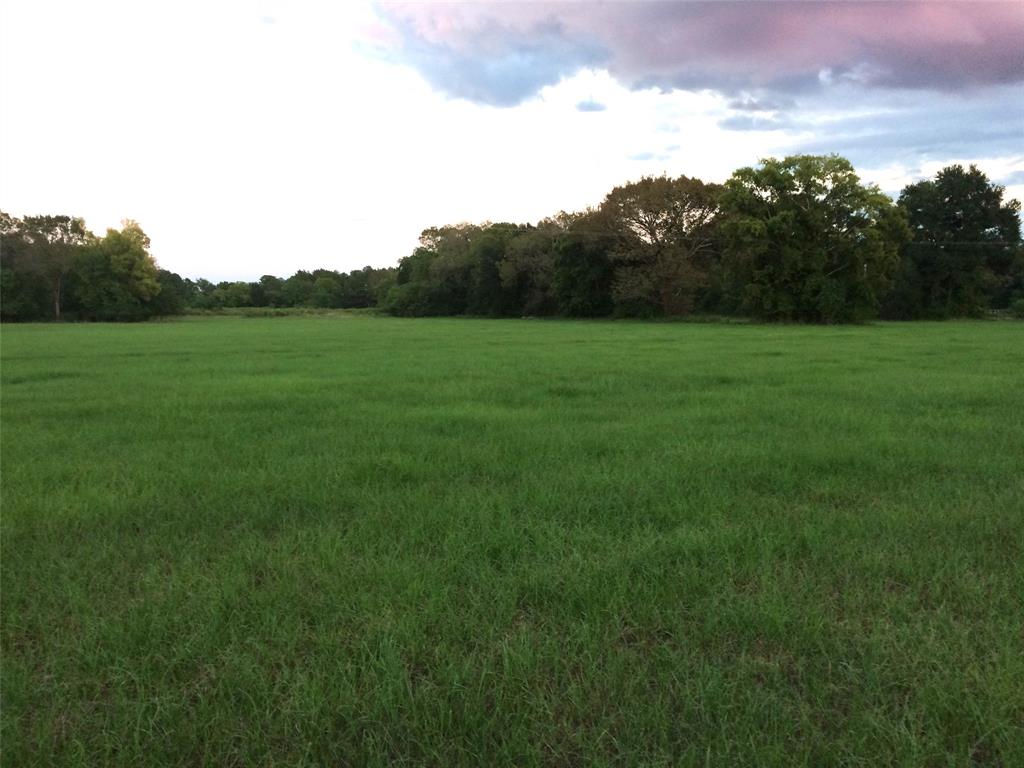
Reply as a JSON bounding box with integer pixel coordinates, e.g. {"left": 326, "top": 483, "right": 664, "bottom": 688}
{"left": 2, "top": 316, "right": 1022, "bottom": 766}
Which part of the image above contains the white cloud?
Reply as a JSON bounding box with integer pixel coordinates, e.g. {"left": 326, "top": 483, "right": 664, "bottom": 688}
{"left": 1, "top": 1, "right": 1019, "bottom": 281}
{"left": 859, "top": 156, "right": 1024, "bottom": 204}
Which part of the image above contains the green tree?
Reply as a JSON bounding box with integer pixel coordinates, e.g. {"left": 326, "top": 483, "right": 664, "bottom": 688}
{"left": 550, "top": 210, "right": 615, "bottom": 317}
{"left": 499, "top": 219, "right": 563, "bottom": 316}
{"left": 720, "top": 154, "right": 909, "bottom": 322}
{"left": 212, "top": 281, "right": 253, "bottom": 308}
{"left": 602, "top": 175, "right": 722, "bottom": 316}
{"left": 12, "top": 214, "right": 94, "bottom": 320}
{"left": 309, "top": 273, "right": 342, "bottom": 308}
{"left": 251, "top": 275, "right": 284, "bottom": 307}
{"left": 340, "top": 266, "right": 387, "bottom": 308}
{"left": 386, "top": 248, "right": 438, "bottom": 316}
{"left": 386, "top": 225, "right": 484, "bottom": 316}
{"left": 189, "top": 278, "right": 220, "bottom": 309}
{"left": 151, "top": 269, "right": 190, "bottom": 315}
{"left": 424, "top": 224, "right": 481, "bottom": 315}
{"left": 889, "top": 165, "right": 1022, "bottom": 317}
{"left": 108, "top": 220, "right": 160, "bottom": 299}
{"left": 1, "top": 213, "right": 50, "bottom": 320}
{"left": 467, "top": 223, "right": 520, "bottom": 316}
{"left": 73, "top": 221, "right": 161, "bottom": 320}
{"left": 366, "top": 266, "right": 397, "bottom": 306}
{"left": 282, "top": 271, "right": 315, "bottom": 306}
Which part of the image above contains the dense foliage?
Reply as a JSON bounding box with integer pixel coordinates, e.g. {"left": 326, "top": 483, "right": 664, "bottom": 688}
{"left": 2, "top": 157, "right": 1020, "bottom": 322}
{"left": 884, "top": 164, "right": 1023, "bottom": 318}
{"left": 0, "top": 214, "right": 397, "bottom": 321}
{"left": 718, "top": 155, "right": 910, "bottom": 323}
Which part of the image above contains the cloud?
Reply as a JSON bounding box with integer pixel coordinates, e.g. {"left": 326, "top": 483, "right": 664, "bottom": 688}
{"left": 727, "top": 96, "right": 794, "bottom": 113}
{"left": 719, "top": 115, "right": 791, "bottom": 132}
{"left": 376, "top": 2, "right": 1024, "bottom": 105}
{"left": 575, "top": 99, "right": 607, "bottom": 112}
{"left": 997, "top": 170, "right": 1024, "bottom": 187}
{"left": 378, "top": 11, "right": 608, "bottom": 106}
{"left": 627, "top": 150, "right": 675, "bottom": 163}
{"left": 788, "top": 85, "right": 1024, "bottom": 168}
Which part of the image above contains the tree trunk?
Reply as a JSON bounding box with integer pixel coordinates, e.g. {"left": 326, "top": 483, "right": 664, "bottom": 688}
{"left": 54, "top": 275, "right": 61, "bottom": 321}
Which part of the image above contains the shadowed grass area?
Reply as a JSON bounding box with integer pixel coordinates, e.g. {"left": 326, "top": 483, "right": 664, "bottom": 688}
{"left": 2, "top": 316, "right": 1022, "bottom": 766}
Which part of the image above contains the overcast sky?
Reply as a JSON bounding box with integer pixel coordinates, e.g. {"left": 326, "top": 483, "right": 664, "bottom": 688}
{"left": 1, "top": 0, "right": 1022, "bottom": 281}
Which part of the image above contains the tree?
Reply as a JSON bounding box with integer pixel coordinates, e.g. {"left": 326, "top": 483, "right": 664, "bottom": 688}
{"left": 466, "top": 223, "right": 520, "bottom": 316}
{"left": 212, "top": 281, "right": 253, "bottom": 308}
{"left": 151, "top": 269, "right": 190, "bottom": 315}
{"left": 309, "top": 273, "right": 342, "bottom": 308}
{"left": 366, "top": 266, "right": 397, "bottom": 306}
{"left": 251, "top": 275, "right": 284, "bottom": 307}
{"left": 107, "top": 220, "right": 160, "bottom": 300}
{"left": 1, "top": 213, "right": 50, "bottom": 320}
{"left": 889, "top": 165, "right": 1022, "bottom": 317}
{"left": 720, "top": 154, "right": 909, "bottom": 323}
{"left": 424, "top": 224, "right": 482, "bottom": 315}
{"left": 189, "top": 278, "right": 220, "bottom": 309}
{"left": 282, "top": 271, "right": 315, "bottom": 306}
{"left": 602, "top": 175, "right": 722, "bottom": 316}
{"left": 385, "top": 225, "right": 485, "bottom": 316}
{"left": 499, "top": 219, "right": 564, "bottom": 316}
{"left": 340, "top": 266, "right": 389, "bottom": 308}
{"left": 73, "top": 221, "right": 161, "bottom": 320}
{"left": 8, "top": 214, "right": 94, "bottom": 319}
{"left": 550, "top": 210, "right": 615, "bottom": 317}
{"left": 386, "top": 248, "right": 437, "bottom": 316}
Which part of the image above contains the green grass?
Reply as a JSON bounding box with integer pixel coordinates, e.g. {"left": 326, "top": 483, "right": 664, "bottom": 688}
{"left": 2, "top": 316, "right": 1022, "bottom": 766}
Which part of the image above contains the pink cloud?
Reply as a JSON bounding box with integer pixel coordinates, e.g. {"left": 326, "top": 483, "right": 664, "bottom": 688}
{"left": 376, "top": 1, "right": 1024, "bottom": 98}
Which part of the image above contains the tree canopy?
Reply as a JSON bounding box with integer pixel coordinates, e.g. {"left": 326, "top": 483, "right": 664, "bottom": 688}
{"left": 2, "top": 156, "right": 1020, "bottom": 323}
{"left": 718, "top": 155, "right": 911, "bottom": 323}
{"left": 603, "top": 175, "right": 722, "bottom": 316}
{"left": 886, "top": 164, "right": 1023, "bottom": 318}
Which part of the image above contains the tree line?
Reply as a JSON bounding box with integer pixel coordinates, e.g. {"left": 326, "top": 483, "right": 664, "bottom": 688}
{"left": 2, "top": 155, "right": 1021, "bottom": 323}
{"left": 382, "top": 156, "right": 1022, "bottom": 322}
{"left": 0, "top": 215, "right": 167, "bottom": 322}
{"left": 0, "top": 214, "right": 397, "bottom": 322}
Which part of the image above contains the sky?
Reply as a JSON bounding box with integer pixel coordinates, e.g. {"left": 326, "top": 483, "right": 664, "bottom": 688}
{"left": 1, "top": 0, "right": 1022, "bottom": 281}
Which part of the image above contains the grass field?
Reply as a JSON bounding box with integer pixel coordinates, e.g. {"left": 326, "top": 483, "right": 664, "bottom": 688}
{"left": 2, "top": 316, "right": 1022, "bottom": 766}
